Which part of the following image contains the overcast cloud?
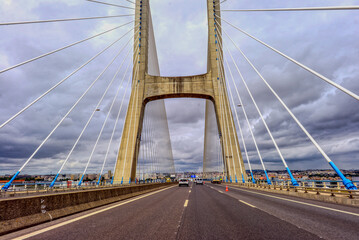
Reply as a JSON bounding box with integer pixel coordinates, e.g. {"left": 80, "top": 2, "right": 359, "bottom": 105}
{"left": 0, "top": 0, "right": 358, "bottom": 176}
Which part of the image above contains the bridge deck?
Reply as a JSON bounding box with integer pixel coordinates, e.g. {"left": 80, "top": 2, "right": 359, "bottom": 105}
{"left": 3, "top": 182, "right": 358, "bottom": 240}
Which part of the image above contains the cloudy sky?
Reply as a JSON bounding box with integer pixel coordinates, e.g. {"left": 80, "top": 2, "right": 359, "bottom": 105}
{"left": 0, "top": 0, "right": 358, "bottom": 176}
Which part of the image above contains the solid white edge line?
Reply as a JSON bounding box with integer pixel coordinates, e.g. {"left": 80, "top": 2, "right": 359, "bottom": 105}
{"left": 13, "top": 185, "right": 177, "bottom": 240}
{"left": 231, "top": 186, "right": 359, "bottom": 217}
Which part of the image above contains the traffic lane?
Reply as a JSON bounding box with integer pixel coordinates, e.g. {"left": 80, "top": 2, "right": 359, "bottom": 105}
{"left": 23, "top": 184, "right": 190, "bottom": 240}
{"left": 210, "top": 184, "right": 359, "bottom": 223}
{"left": 177, "top": 183, "right": 320, "bottom": 240}
{"left": 209, "top": 184, "right": 359, "bottom": 240}
{"left": 2, "top": 187, "right": 176, "bottom": 239}
{"left": 220, "top": 183, "right": 359, "bottom": 214}
{"left": 210, "top": 183, "right": 359, "bottom": 214}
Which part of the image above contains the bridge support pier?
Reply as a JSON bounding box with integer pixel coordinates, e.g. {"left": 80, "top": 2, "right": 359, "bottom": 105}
{"left": 113, "top": 0, "right": 247, "bottom": 184}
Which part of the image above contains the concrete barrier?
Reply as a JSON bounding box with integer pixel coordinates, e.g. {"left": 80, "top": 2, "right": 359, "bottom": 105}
{"left": 0, "top": 182, "right": 175, "bottom": 235}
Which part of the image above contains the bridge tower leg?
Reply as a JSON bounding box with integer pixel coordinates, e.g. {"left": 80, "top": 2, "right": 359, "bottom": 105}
{"left": 204, "top": 0, "right": 247, "bottom": 182}
{"left": 113, "top": 0, "right": 151, "bottom": 184}
{"left": 113, "top": 0, "right": 247, "bottom": 184}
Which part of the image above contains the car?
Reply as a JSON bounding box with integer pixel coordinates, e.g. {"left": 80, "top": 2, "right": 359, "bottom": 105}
{"left": 195, "top": 178, "right": 203, "bottom": 185}
{"left": 211, "top": 179, "right": 222, "bottom": 184}
{"left": 179, "top": 178, "right": 189, "bottom": 187}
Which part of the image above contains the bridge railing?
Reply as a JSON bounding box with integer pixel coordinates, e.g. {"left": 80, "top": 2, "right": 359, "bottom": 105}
{"left": 0, "top": 181, "right": 166, "bottom": 199}
{"left": 254, "top": 179, "right": 359, "bottom": 189}
{"left": 234, "top": 182, "right": 359, "bottom": 199}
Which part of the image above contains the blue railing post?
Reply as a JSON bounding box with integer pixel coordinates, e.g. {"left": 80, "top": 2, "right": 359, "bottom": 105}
{"left": 329, "top": 162, "right": 357, "bottom": 190}
{"left": 264, "top": 170, "right": 272, "bottom": 185}
{"left": 97, "top": 175, "right": 102, "bottom": 185}
{"left": 50, "top": 173, "right": 60, "bottom": 188}
{"left": 250, "top": 172, "right": 256, "bottom": 184}
{"left": 1, "top": 171, "right": 20, "bottom": 190}
{"left": 230, "top": 176, "right": 232, "bottom": 183}
{"left": 78, "top": 174, "right": 85, "bottom": 186}
{"left": 111, "top": 176, "right": 114, "bottom": 185}
{"left": 241, "top": 173, "right": 245, "bottom": 183}
{"left": 235, "top": 175, "right": 238, "bottom": 183}
{"left": 120, "top": 177, "right": 123, "bottom": 184}
{"left": 128, "top": 177, "right": 131, "bottom": 184}
{"left": 286, "top": 167, "right": 299, "bottom": 187}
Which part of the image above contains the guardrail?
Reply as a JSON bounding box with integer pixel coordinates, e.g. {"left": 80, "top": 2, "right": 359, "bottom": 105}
{"left": 0, "top": 181, "right": 175, "bottom": 199}
{"left": 255, "top": 179, "right": 359, "bottom": 189}
{"left": 235, "top": 182, "right": 359, "bottom": 199}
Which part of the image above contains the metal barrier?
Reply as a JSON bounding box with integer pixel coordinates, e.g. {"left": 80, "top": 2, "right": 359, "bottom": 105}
{"left": 0, "top": 182, "right": 164, "bottom": 199}
{"left": 234, "top": 182, "right": 359, "bottom": 199}
{"left": 252, "top": 179, "right": 358, "bottom": 189}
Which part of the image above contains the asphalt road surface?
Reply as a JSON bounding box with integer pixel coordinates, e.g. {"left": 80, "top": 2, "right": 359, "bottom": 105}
{"left": 3, "top": 182, "right": 359, "bottom": 240}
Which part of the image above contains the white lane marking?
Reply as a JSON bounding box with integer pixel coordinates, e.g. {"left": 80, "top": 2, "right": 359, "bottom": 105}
{"left": 218, "top": 190, "right": 224, "bottom": 193}
{"left": 184, "top": 200, "right": 189, "bottom": 207}
{"left": 239, "top": 200, "right": 256, "bottom": 208}
{"left": 14, "top": 185, "right": 177, "bottom": 240}
{"left": 231, "top": 187, "right": 359, "bottom": 217}
{"left": 189, "top": 190, "right": 191, "bottom": 193}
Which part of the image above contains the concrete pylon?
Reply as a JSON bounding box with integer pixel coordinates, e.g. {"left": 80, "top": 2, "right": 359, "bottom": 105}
{"left": 113, "top": 0, "right": 247, "bottom": 184}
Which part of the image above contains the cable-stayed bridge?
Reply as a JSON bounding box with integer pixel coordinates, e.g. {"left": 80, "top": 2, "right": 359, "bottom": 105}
{"left": 0, "top": 1, "right": 358, "bottom": 239}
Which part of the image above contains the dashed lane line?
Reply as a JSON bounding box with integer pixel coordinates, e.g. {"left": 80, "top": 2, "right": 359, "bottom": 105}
{"left": 239, "top": 199, "right": 257, "bottom": 208}
{"left": 184, "top": 200, "right": 189, "bottom": 207}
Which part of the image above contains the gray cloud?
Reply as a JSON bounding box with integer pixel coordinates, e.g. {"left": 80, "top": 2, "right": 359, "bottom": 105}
{"left": 0, "top": 0, "right": 358, "bottom": 177}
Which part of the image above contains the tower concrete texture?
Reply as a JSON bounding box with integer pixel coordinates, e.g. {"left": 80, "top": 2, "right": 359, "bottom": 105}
{"left": 113, "top": 0, "right": 247, "bottom": 183}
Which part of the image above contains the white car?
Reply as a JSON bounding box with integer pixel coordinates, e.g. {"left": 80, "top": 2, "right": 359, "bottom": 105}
{"left": 179, "top": 178, "right": 189, "bottom": 187}
{"left": 195, "top": 178, "right": 203, "bottom": 185}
